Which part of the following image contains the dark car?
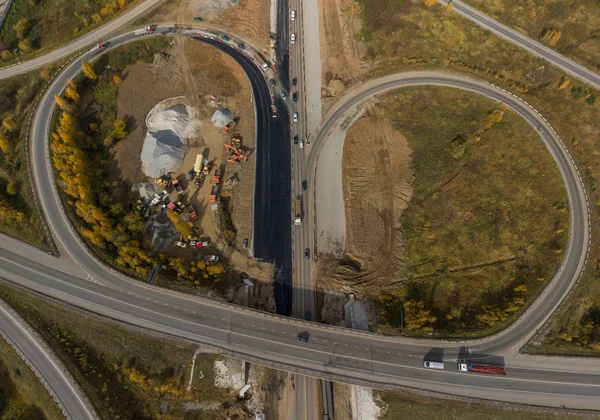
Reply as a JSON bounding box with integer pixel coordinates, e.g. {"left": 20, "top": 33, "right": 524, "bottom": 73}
{"left": 305, "top": 311, "right": 311, "bottom": 321}
{"left": 292, "top": 92, "right": 298, "bottom": 102}
{"left": 269, "top": 79, "right": 275, "bottom": 87}
{"left": 220, "top": 34, "right": 230, "bottom": 42}
{"left": 237, "top": 43, "right": 246, "bottom": 50}
{"left": 302, "top": 180, "right": 307, "bottom": 191}
{"left": 294, "top": 135, "right": 299, "bottom": 144}
{"left": 304, "top": 248, "right": 310, "bottom": 259}
{"left": 297, "top": 331, "right": 309, "bottom": 343}
{"left": 292, "top": 77, "right": 297, "bottom": 86}
{"left": 194, "top": 17, "right": 203, "bottom": 22}
{"left": 280, "top": 91, "right": 287, "bottom": 100}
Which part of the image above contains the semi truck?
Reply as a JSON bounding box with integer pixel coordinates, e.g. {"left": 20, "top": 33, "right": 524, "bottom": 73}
{"left": 294, "top": 199, "right": 302, "bottom": 225}
{"left": 194, "top": 154, "right": 204, "bottom": 174}
{"left": 134, "top": 26, "right": 154, "bottom": 36}
{"left": 214, "top": 168, "right": 222, "bottom": 184}
{"left": 186, "top": 204, "right": 198, "bottom": 220}
{"left": 458, "top": 362, "right": 506, "bottom": 375}
{"left": 210, "top": 186, "right": 219, "bottom": 203}
{"left": 253, "top": 53, "right": 269, "bottom": 71}
{"left": 89, "top": 42, "right": 106, "bottom": 54}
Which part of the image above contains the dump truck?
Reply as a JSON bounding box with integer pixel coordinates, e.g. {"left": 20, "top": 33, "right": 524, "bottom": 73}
{"left": 134, "top": 26, "right": 154, "bottom": 36}
{"left": 294, "top": 199, "right": 301, "bottom": 225}
{"left": 89, "top": 42, "right": 106, "bottom": 54}
{"left": 214, "top": 168, "right": 222, "bottom": 184}
{"left": 253, "top": 53, "right": 269, "bottom": 71}
{"left": 186, "top": 204, "right": 198, "bottom": 220}
{"left": 172, "top": 179, "right": 183, "bottom": 194}
{"left": 194, "top": 154, "right": 204, "bottom": 174}
{"left": 210, "top": 186, "right": 219, "bottom": 203}
{"left": 458, "top": 362, "right": 506, "bottom": 375}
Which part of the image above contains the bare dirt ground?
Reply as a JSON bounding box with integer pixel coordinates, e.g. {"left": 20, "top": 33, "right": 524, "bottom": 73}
{"left": 319, "top": 107, "right": 413, "bottom": 296}
{"left": 319, "top": 0, "right": 368, "bottom": 111}
{"left": 114, "top": 38, "right": 272, "bottom": 281}
{"left": 153, "top": 0, "right": 271, "bottom": 47}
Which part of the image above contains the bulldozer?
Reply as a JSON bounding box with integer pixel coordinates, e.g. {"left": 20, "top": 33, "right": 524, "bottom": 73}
{"left": 224, "top": 175, "right": 239, "bottom": 187}
{"left": 224, "top": 143, "right": 248, "bottom": 162}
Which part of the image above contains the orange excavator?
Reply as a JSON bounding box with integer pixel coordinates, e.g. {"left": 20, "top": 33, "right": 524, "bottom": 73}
{"left": 224, "top": 143, "right": 248, "bottom": 162}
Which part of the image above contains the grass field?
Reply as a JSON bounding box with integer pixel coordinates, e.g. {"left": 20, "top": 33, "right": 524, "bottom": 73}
{"left": 375, "top": 86, "right": 567, "bottom": 336}
{"left": 0, "top": 338, "right": 63, "bottom": 419}
{"left": 377, "top": 389, "right": 591, "bottom": 419}
{"left": 0, "top": 0, "right": 139, "bottom": 64}
{"left": 0, "top": 67, "right": 57, "bottom": 248}
{"left": 353, "top": 0, "right": 600, "bottom": 348}
{"left": 462, "top": 0, "right": 600, "bottom": 73}
{"left": 0, "top": 281, "right": 233, "bottom": 419}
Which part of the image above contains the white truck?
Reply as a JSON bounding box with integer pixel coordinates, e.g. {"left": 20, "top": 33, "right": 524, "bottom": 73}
{"left": 294, "top": 199, "right": 302, "bottom": 226}
{"left": 253, "top": 53, "right": 269, "bottom": 71}
{"left": 134, "top": 26, "right": 154, "bottom": 36}
{"left": 89, "top": 42, "right": 106, "bottom": 54}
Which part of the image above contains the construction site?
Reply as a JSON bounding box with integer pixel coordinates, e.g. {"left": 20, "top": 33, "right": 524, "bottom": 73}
{"left": 112, "top": 37, "right": 272, "bottom": 281}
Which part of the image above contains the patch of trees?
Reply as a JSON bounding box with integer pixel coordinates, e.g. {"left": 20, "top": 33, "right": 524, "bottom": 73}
{"left": 0, "top": 356, "right": 47, "bottom": 420}
{"left": 0, "top": 69, "right": 51, "bottom": 240}
{"left": 217, "top": 196, "right": 237, "bottom": 246}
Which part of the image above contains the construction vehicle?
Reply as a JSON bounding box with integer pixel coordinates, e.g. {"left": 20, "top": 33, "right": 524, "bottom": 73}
{"left": 458, "top": 362, "right": 506, "bottom": 375}
{"left": 294, "top": 199, "right": 302, "bottom": 225}
{"left": 224, "top": 144, "right": 248, "bottom": 162}
{"left": 175, "top": 200, "right": 185, "bottom": 213}
{"left": 171, "top": 179, "right": 183, "bottom": 194}
{"left": 224, "top": 175, "right": 238, "bottom": 187}
{"left": 186, "top": 204, "right": 198, "bottom": 220}
{"left": 194, "top": 176, "right": 203, "bottom": 189}
{"left": 134, "top": 26, "right": 154, "bottom": 36}
{"left": 230, "top": 135, "right": 242, "bottom": 147}
{"left": 222, "top": 120, "right": 237, "bottom": 134}
{"left": 202, "top": 158, "right": 210, "bottom": 176}
{"left": 89, "top": 42, "right": 106, "bottom": 54}
{"left": 176, "top": 241, "right": 187, "bottom": 248}
{"left": 194, "top": 154, "right": 204, "bottom": 174}
{"left": 210, "top": 186, "right": 219, "bottom": 203}
{"left": 214, "top": 168, "right": 222, "bottom": 184}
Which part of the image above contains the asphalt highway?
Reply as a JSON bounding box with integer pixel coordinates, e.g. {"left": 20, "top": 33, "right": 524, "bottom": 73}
{"left": 0, "top": 298, "right": 97, "bottom": 419}
{"left": 437, "top": 0, "right": 600, "bottom": 91}
{"left": 2, "top": 21, "right": 599, "bottom": 414}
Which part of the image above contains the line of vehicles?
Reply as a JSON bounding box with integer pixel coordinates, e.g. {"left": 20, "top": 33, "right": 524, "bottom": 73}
{"left": 424, "top": 360, "right": 507, "bottom": 375}
{"left": 89, "top": 26, "right": 156, "bottom": 54}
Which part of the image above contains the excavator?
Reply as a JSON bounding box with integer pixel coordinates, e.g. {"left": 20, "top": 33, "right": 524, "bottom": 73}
{"left": 224, "top": 143, "right": 248, "bottom": 162}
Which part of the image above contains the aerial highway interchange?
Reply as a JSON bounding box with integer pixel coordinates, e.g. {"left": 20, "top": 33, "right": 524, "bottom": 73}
{"left": 0, "top": 0, "right": 600, "bottom": 418}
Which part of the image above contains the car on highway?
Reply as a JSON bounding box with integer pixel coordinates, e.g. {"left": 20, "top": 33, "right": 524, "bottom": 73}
{"left": 424, "top": 361, "right": 444, "bottom": 370}
{"left": 304, "top": 248, "right": 310, "bottom": 259}
{"left": 220, "top": 34, "right": 230, "bottom": 42}
{"left": 291, "top": 33, "right": 296, "bottom": 44}
{"left": 293, "top": 112, "right": 298, "bottom": 122}
{"left": 292, "top": 77, "right": 297, "bottom": 86}
{"left": 302, "top": 180, "right": 307, "bottom": 191}
{"left": 292, "top": 92, "right": 298, "bottom": 102}
{"left": 269, "top": 79, "right": 275, "bottom": 87}
{"left": 237, "top": 43, "right": 246, "bottom": 50}
{"left": 194, "top": 17, "right": 203, "bottom": 22}
{"left": 280, "top": 91, "right": 287, "bottom": 99}
{"left": 242, "top": 238, "right": 248, "bottom": 249}
{"left": 297, "top": 331, "right": 309, "bottom": 343}
{"left": 291, "top": 10, "right": 296, "bottom": 20}
{"left": 299, "top": 139, "right": 304, "bottom": 149}
{"left": 294, "top": 135, "right": 299, "bottom": 144}
{"left": 305, "top": 311, "right": 311, "bottom": 321}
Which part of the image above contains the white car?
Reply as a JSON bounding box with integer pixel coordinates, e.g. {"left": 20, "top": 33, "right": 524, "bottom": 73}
{"left": 291, "top": 10, "right": 296, "bottom": 20}
{"left": 293, "top": 112, "right": 298, "bottom": 122}
{"left": 291, "top": 33, "right": 296, "bottom": 44}
{"left": 299, "top": 140, "right": 304, "bottom": 149}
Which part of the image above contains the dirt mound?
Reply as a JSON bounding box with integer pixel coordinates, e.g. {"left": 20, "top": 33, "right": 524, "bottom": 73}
{"left": 332, "top": 111, "right": 413, "bottom": 292}
{"left": 144, "top": 212, "right": 180, "bottom": 250}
